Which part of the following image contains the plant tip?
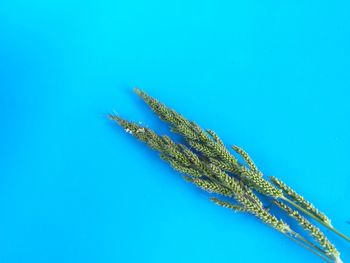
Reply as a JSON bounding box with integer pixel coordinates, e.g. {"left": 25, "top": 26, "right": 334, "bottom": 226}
{"left": 134, "top": 87, "right": 142, "bottom": 95}
{"left": 107, "top": 113, "right": 116, "bottom": 120}
{"left": 108, "top": 114, "right": 123, "bottom": 124}
{"left": 182, "top": 175, "right": 193, "bottom": 182}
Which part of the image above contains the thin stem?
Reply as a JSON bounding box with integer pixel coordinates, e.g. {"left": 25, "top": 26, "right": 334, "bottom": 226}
{"left": 328, "top": 225, "right": 350, "bottom": 243}
{"left": 281, "top": 196, "right": 350, "bottom": 243}
{"left": 282, "top": 232, "right": 334, "bottom": 263}
{"left": 295, "top": 233, "right": 327, "bottom": 255}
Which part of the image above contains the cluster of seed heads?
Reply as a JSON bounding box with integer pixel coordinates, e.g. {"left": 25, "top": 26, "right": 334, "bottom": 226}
{"left": 111, "top": 114, "right": 288, "bottom": 233}
{"left": 134, "top": 89, "right": 285, "bottom": 199}
{"left": 274, "top": 200, "right": 339, "bottom": 259}
{"left": 110, "top": 88, "right": 346, "bottom": 263}
{"left": 210, "top": 197, "right": 247, "bottom": 212}
{"left": 270, "top": 176, "right": 331, "bottom": 225}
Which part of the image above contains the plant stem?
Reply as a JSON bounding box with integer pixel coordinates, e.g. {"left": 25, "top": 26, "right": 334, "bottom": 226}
{"left": 283, "top": 232, "right": 334, "bottom": 263}
{"left": 328, "top": 225, "right": 350, "bottom": 243}
{"left": 281, "top": 196, "right": 350, "bottom": 243}
{"left": 295, "top": 233, "right": 327, "bottom": 255}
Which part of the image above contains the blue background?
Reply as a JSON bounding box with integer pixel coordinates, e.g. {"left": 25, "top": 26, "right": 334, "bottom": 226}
{"left": 1, "top": 1, "right": 349, "bottom": 262}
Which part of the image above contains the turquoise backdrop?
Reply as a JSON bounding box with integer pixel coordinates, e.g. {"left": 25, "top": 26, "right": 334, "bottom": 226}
{"left": 1, "top": 1, "right": 349, "bottom": 262}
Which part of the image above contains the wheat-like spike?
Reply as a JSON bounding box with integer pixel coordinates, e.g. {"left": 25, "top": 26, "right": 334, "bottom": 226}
{"left": 135, "top": 88, "right": 239, "bottom": 167}
{"left": 231, "top": 145, "right": 260, "bottom": 174}
{"left": 206, "top": 141, "right": 238, "bottom": 167}
{"left": 184, "top": 177, "right": 233, "bottom": 197}
{"left": 133, "top": 89, "right": 282, "bottom": 196}
{"left": 135, "top": 88, "right": 208, "bottom": 142}
{"left": 270, "top": 176, "right": 331, "bottom": 225}
{"left": 204, "top": 161, "right": 263, "bottom": 208}
{"left": 207, "top": 164, "right": 287, "bottom": 231}
{"left": 171, "top": 124, "right": 198, "bottom": 141}
{"left": 161, "top": 139, "right": 193, "bottom": 167}
{"left": 239, "top": 181, "right": 263, "bottom": 208}
{"left": 111, "top": 115, "right": 197, "bottom": 172}
{"left": 212, "top": 195, "right": 289, "bottom": 232}
{"left": 189, "top": 140, "right": 216, "bottom": 158}
{"left": 160, "top": 153, "right": 200, "bottom": 177}
{"left": 167, "top": 159, "right": 203, "bottom": 177}
{"left": 208, "top": 164, "right": 252, "bottom": 204}
{"left": 251, "top": 206, "right": 290, "bottom": 233}
{"left": 190, "top": 121, "right": 211, "bottom": 142}
{"left": 134, "top": 88, "right": 185, "bottom": 126}
{"left": 162, "top": 135, "right": 177, "bottom": 148}
{"left": 181, "top": 151, "right": 278, "bottom": 228}
{"left": 207, "top": 167, "right": 289, "bottom": 232}
{"left": 208, "top": 164, "right": 244, "bottom": 194}
{"left": 210, "top": 197, "right": 246, "bottom": 212}
{"left": 178, "top": 145, "right": 204, "bottom": 169}
{"left": 109, "top": 115, "right": 164, "bottom": 150}
{"left": 208, "top": 157, "right": 236, "bottom": 173}
{"left": 190, "top": 155, "right": 263, "bottom": 209}
{"left": 239, "top": 167, "right": 283, "bottom": 198}
{"left": 112, "top": 112, "right": 286, "bottom": 232}
{"left": 274, "top": 200, "right": 340, "bottom": 260}
{"left": 132, "top": 90, "right": 282, "bottom": 199}
{"left": 206, "top": 130, "right": 225, "bottom": 146}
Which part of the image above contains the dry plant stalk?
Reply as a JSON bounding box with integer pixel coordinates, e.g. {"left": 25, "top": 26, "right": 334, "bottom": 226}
{"left": 110, "top": 88, "right": 349, "bottom": 263}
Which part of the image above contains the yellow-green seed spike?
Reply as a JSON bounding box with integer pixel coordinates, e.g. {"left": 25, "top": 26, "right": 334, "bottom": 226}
{"left": 210, "top": 197, "right": 246, "bottom": 212}
{"left": 109, "top": 114, "right": 163, "bottom": 150}
{"left": 185, "top": 177, "right": 233, "bottom": 197}
{"left": 274, "top": 200, "right": 341, "bottom": 262}
{"left": 206, "top": 164, "right": 288, "bottom": 232}
{"left": 239, "top": 167, "right": 283, "bottom": 198}
{"left": 270, "top": 176, "right": 331, "bottom": 225}
{"left": 168, "top": 159, "right": 202, "bottom": 177}
{"left": 135, "top": 88, "right": 212, "bottom": 144}
{"left": 134, "top": 88, "right": 193, "bottom": 132}
{"left": 231, "top": 145, "right": 260, "bottom": 174}
{"left": 134, "top": 89, "right": 240, "bottom": 171}
{"left": 206, "top": 129, "right": 225, "bottom": 146}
